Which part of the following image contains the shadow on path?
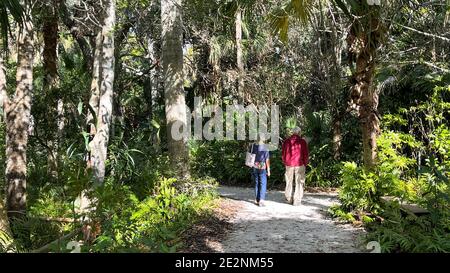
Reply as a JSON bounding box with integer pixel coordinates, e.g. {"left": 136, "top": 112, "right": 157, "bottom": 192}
{"left": 211, "top": 186, "right": 365, "bottom": 253}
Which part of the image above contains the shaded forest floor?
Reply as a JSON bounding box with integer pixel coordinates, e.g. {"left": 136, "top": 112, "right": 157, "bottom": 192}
{"left": 180, "top": 186, "right": 365, "bottom": 253}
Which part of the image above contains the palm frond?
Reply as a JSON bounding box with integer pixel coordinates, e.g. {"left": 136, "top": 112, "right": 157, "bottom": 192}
{"left": 0, "top": 0, "right": 24, "bottom": 51}
{"left": 269, "top": 0, "right": 313, "bottom": 43}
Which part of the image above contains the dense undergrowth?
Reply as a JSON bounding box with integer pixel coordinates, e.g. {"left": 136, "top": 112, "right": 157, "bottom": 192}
{"left": 329, "top": 81, "right": 450, "bottom": 253}
{"left": 1, "top": 122, "right": 219, "bottom": 253}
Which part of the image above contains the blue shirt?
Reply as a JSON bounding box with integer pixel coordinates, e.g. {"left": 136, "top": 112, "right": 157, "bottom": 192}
{"left": 251, "top": 144, "right": 270, "bottom": 163}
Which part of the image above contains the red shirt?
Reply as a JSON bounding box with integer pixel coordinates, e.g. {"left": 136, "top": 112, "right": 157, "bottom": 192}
{"left": 282, "top": 135, "right": 309, "bottom": 167}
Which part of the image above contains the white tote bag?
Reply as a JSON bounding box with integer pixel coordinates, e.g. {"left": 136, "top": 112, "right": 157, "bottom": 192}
{"left": 245, "top": 144, "right": 256, "bottom": 168}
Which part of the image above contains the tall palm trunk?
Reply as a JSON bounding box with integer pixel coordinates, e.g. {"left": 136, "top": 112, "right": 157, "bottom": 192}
{"left": 43, "top": 0, "right": 62, "bottom": 176}
{"left": 0, "top": 55, "right": 14, "bottom": 248}
{"left": 88, "top": 0, "right": 115, "bottom": 184}
{"left": 359, "top": 76, "right": 380, "bottom": 168}
{"left": 4, "top": 8, "right": 34, "bottom": 219}
{"left": 348, "top": 5, "right": 383, "bottom": 168}
{"left": 161, "top": 0, "right": 190, "bottom": 178}
{"left": 235, "top": 6, "right": 244, "bottom": 102}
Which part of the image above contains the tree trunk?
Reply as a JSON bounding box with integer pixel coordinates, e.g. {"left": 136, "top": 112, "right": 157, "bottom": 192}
{"left": 43, "top": 0, "right": 62, "bottom": 176}
{"left": 79, "top": 1, "right": 115, "bottom": 242}
{"left": 353, "top": 34, "right": 381, "bottom": 169}
{"left": 0, "top": 55, "right": 7, "bottom": 110}
{"left": 87, "top": 32, "right": 103, "bottom": 148}
{"left": 235, "top": 6, "right": 244, "bottom": 102}
{"left": 59, "top": 0, "right": 93, "bottom": 71}
{"left": 146, "top": 35, "right": 161, "bottom": 151}
{"left": 359, "top": 80, "right": 380, "bottom": 168}
{"left": 145, "top": 34, "right": 156, "bottom": 122}
{"left": 161, "top": 0, "right": 190, "bottom": 178}
{"left": 5, "top": 9, "right": 34, "bottom": 219}
{"left": 0, "top": 55, "right": 14, "bottom": 250}
{"left": 112, "top": 20, "right": 131, "bottom": 138}
{"left": 143, "top": 76, "right": 153, "bottom": 119}
{"left": 328, "top": 5, "right": 344, "bottom": 161}
{"left": 348, "top": 7, "right": 383, "bottom": 168}
{"left": 332, "top": 116, "right": 342, "bottom": 160}
{"left": 146, "top": 35, "right": 164, "bottom": 153}
{"left": 350, "top": 54, "right": 380, "bottom": 168}
{"left": 88, "top": 0, "right": 115, "bottom": 185}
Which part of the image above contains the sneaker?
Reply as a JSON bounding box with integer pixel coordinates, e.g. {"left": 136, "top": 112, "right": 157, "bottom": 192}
{"left": 255, "top": 200, "right": 260, "bottom": 206}
{"left": 292, "top": 200, "right": 301, "bottom": 206}
{"left": 259, "top": 200, "right": 266, "bottom": 207}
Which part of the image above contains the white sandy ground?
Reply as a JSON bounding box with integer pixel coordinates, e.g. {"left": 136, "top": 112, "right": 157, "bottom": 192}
{"left": 211, "top": 186, "right": 366, "bottom": 253}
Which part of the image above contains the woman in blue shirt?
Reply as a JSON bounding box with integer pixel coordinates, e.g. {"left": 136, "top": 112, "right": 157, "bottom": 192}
{"left": 250, "top": 135, "right": 271, "bottom": 207}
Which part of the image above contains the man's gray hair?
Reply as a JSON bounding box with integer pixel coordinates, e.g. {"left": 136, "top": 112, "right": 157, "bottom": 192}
{"left": 292, "top": 127, "right": 301, "bottom": 134}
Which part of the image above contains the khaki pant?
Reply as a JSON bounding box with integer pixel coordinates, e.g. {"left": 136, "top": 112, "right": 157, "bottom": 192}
{"left": 285, "top": 165, "right": 306, "bottom": 205}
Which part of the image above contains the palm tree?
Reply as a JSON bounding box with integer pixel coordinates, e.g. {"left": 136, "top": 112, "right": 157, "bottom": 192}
{"left": 42, "top": 0, "right": 63, "bottom": 177}
{"left": 271, "top": 0, "right": 385, "bottom": 168}
{"left": 224, "top": 0, "right": 263, "bottom": 102}
{"left": 344, "top": 0, "right": 385, "bottom": 168}
{"left": 269, "top": 0, "right": 313, "bottom": 42}
{"left": 0, "top": 54, "right": 12, "bottom": 250}
{"left": 0, "top": 0, "right": 27, "bottom": 251}
{"left": 4, "top": 0, "right": 35, "bottom": 220}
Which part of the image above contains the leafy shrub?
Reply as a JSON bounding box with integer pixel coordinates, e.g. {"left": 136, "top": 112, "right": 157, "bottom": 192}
{"left": 365, "top": 202, "right": 450, "bottom": 253}
{"left": 87, "top": 176, "right": 217, "bottom": 253}
{"left": 338, "top": 162, "right": 379, "bottom": 213}
{"left": 337, "top": 129, "right": 424, "bottom": 214}
{"left": 333, "top": 81, "right": 450, "bottom": 253}
{"left": 306, "top": 143, "right": 342, "bottom": 188}
{"left": 190, "top": 140, "right": 250, "bottom": 184}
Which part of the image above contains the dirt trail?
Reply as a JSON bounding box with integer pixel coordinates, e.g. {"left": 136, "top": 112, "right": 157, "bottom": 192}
{"left": 209, "top": 186, "right": 365, "bottom": 253}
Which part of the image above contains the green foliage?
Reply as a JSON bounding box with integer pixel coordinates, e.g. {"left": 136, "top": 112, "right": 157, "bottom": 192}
{"left": 334, "top": 79, "right": 450, "bottom": 253}
{"left": 306, "top": 146, "right": 341, "bottom": 188}
{"left": 190, "top": 140, "right": 251, "bottom": 185}
{"left": 189, "top": 108, "right": 349, "bottom": 189}
{"left": 190, "top": 139, "right": 287, "bottom": 188}
{"left": 0, "top": 0, "right": 23, "bottom": 50}
{"left": 88, "top": 176, "right": 217, "bottom": 253}
{"left": 0, "top": 230, "right": 14, "bottom": 253}
{"left": 328, "top": 205, "right": 356, "bottom": 222}
{"left": 269, "top": 0, "right": 313, "bottom": 43}
{"left": 339, "top": 162, "right": 377, "bottom": 212}
{"left": 365, "top": 203, "right": 450, "bottom": 253}
{"left": 302, "top": 108, "right": 356, "bottom": 188}
{"left": 0, "top": 0, "right": 449, "bottom": 255}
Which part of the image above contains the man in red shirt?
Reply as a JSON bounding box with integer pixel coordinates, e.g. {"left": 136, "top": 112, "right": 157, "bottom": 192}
{"left": 282, "top": 127, "right": 309, "bottom": 206}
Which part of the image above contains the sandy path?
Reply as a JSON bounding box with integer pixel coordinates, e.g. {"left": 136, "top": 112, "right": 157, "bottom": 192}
{"left": 211, "top": 186, "right": 365, "bottom": 253}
